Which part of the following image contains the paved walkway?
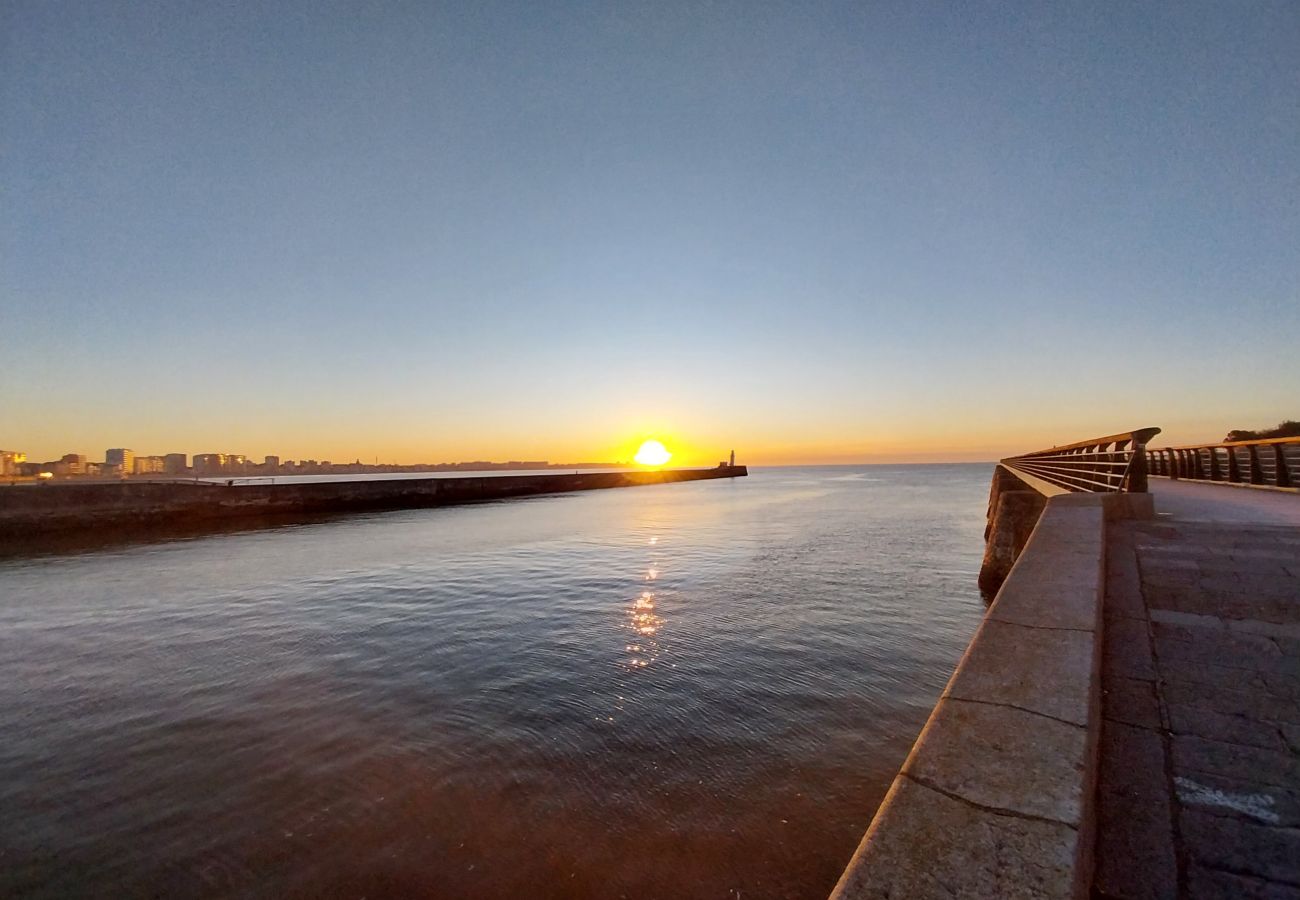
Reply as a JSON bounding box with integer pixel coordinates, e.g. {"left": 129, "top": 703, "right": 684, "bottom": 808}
{"left": 1095, "top": 481, "right": 1300, "bottom": 898}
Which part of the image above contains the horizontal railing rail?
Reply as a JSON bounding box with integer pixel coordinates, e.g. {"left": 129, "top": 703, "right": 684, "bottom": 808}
{"left": 1146, "top": 436, "right": 1299, "bottom": 489}
{"left": 1001, "top": 427, "right": 1162, "bottom": 496}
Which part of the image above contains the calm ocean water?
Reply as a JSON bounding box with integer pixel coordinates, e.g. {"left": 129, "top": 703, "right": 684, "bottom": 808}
{"left": 0, "top": 464, "right": 992, "bottom": 899}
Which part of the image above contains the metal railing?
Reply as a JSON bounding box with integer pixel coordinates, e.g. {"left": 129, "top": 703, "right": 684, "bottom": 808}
{"left": 1146, "top": 436, "right": 1299, "bottom": 489}
{"left": 1001, "top": 427, "right": 1162, "bottom": 496}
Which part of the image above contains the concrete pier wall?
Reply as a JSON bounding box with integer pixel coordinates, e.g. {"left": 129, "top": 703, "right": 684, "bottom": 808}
{"left": 0, "top": 467, "right": 747, "bottom": 542}
{"left": 831, "top": 493, "right": 1108, "bottom": 899}
{"left": 979, "top": 464, "right": 1047, "bottom": 597}
{"left": 832, "top": 470, "right": 1156, "bottom": 899}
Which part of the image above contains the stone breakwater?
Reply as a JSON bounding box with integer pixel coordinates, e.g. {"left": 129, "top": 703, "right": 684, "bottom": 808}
{"left": 0, "top": 467, "right": 747, "bottom": 543}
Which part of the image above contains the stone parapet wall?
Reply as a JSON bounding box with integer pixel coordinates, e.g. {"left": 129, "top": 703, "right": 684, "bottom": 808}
{"left": 830, "top": 493, "right": 1109, "bottom": 899}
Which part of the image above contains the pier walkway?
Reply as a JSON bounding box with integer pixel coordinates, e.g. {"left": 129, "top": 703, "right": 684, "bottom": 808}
{"left": 1096, "top": 481, "right": 1300, "bottom": 898}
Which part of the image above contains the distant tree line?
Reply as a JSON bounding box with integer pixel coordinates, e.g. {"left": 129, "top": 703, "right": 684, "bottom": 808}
{"left": 1224, "top": 420, "right": 1300, "bottom": 442}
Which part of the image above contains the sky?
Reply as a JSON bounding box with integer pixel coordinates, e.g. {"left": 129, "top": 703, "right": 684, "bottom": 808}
{"left": 3, "top": 0, "right": 1297, "bottom": 466}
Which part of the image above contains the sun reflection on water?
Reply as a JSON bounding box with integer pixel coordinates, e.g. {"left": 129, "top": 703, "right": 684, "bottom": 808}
{"left": 624, "top": 569, "right": 664, "bottom": 669}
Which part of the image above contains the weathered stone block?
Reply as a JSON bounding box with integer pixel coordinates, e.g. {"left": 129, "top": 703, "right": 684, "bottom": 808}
{"left": 828, "top": 776, "right": 1082, "bottom": 900}
{"left": 946, "top": 619, "right": 1096, "bottom": 726}
{"left": 903, "top": 698, "right": 1090, "bottom": 825}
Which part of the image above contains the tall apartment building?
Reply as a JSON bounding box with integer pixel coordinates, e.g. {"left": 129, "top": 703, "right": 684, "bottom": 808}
{"left": 60, "top": 453, "right": 87, "bottom": 475}
{"left": 1, "top": 450, "right": 27, "bottom": 475}
{"left": 192, "top": 453, "right": 227, "bottom": 475}
{"left": 105, "top": 448, "right": 135, "bottom": 473}
{"left": 133, "top": 456, "right": 165, "bottom": 475}
{"left": 163, "top": 453, "right": 188, "bottom": 474}
{"left": 263, "top": 455, "right": 280, "bottom": 468}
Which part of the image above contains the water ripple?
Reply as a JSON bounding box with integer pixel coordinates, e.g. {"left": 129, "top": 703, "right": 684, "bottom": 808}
{"left": 0, "top": 464, "right": 991, "bottom": 899}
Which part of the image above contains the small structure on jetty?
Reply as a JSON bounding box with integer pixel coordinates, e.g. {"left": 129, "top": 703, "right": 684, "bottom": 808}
{"left": 832, "top": 428, "right": 1300, "bottom": 899}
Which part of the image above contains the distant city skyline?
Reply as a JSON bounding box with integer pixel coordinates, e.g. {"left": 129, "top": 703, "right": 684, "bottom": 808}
{"left": 4, "top": 2, "right": 1297, "bottom": 464}
{"left": 0, "top": 444, "right": 638, "bottom": 479}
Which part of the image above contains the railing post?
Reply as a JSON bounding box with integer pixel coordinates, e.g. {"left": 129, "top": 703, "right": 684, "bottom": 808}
{"left": 1210, "top": 447, "right": 1222, "bottom": 481}
{"left": 1248, "top": 446, "right": 1264, "bottom": 485}
{"left": 1168, "top": 449, "right": 1179, "bottom": 479}
{"left": 1194, "top": 449, "right": 1206, "bottom": 480}
{"left": 1275, "top": 445, "right": 1292, "bottom": 488}
{"left": 1128, "top": 440, "right": 1150, "bottom": 493}
{"left": 1226, "top": 447, "right": 1240, "bottom": 483}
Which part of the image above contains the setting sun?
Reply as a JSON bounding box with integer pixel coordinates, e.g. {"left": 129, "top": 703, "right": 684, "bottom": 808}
{"left": 633, "top": 440, "right": 672, "bottom": 467}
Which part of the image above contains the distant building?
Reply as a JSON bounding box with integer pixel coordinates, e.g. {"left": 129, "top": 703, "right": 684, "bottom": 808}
{"left": 193, "top": 453, "right": 227, "bottom": 475}
{"left": 105, "top": 448, "right": 135, "bottom": 474}
{"left": 60, "top": 453, "right": 87, "bottom": 475}
{"left": 264, "top": 455, "right": 280, "bottom": 468}
{"left": 1, "top": 450, "right": 27, "bottom": 476}
{"left": 163, "top": 453, "right": 188, "bottom": 474}
{"left": 133, "top": 456, "right": 165, "bottom": 475}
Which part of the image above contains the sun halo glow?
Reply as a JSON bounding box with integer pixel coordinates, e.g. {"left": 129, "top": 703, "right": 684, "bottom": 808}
{"left": 633, "top": 440, "right": 672, "bottom": 467}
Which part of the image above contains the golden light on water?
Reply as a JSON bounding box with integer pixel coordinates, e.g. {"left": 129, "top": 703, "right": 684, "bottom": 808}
{"left": 624, "top": 581, "right": 663, "bottom": 669}
{"left": 633, "top": 440, "right": 671, "bottom": 467}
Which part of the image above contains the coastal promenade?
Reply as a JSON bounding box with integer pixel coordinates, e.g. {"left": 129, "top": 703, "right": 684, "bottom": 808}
{"left": 1095, "top": 480, "right": 1300, "bottom": 898}
{"left": 832, "top": 431, "right": 1299, "bottom": 900}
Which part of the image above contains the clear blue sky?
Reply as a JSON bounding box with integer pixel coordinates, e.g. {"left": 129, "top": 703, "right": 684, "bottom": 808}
{"left": 3, "top": 0, "right": 1297, "bottom": 464}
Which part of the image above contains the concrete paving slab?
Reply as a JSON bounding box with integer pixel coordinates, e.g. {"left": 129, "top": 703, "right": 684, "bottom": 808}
{"left": 1186, "top": 865, "right": 1300, "bottom": 900}
{"left": 1163, "top": 679, "right": 1300, "bottom": 726}
{"left": 1103, "top": 676, "right": 1162, "bottom": 730}
{"left": 1104, "top": 617, "right": 1157, "bottom": 680}
{"left": 1148, "top": 481, "right": 1300, "bottom": 526}
{"left": 1173, "top": 771, "right": 1300, "bottom": 827}
{"left": 1171, "top": 734, "right": 1300, "bottom": 790}
{"left": 1098, "top": 503, "right": 1300, "bottom": 900}
{"left": 1178, "top": 808, "right": 1300, "bottom": 886}
{"left": 1093, "top": 720, "right": 1178, "bottom": 900}
{"left": 1166, "top": 704, "right": 1292, "bottom": 753}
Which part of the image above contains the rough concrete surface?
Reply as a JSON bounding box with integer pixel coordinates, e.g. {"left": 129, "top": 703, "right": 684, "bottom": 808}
{"left": 828, "top": 776, "right": 1082, "bottom": 900}
{"left": 1093, "top": 483, "right": 1300, "bottom": 900}
{"left": 831, "top": 495, "right": 1105, "bottom": 899}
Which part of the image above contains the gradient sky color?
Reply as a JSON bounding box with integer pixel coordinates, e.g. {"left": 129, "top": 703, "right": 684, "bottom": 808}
{"left": 3, "top": 1, "right": 1297, "bottom": 466}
